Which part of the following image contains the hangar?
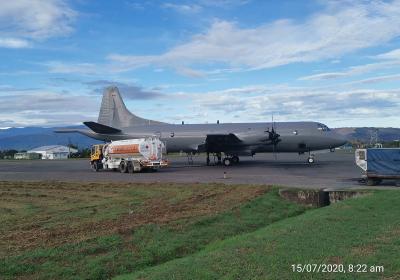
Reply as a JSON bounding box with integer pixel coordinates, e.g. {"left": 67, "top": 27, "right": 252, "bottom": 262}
{"left": 27, "top": 145, "right": 78, "bottom": 160}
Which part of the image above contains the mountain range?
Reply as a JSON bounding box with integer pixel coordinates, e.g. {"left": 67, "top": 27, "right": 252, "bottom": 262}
{"left": 0, "top": 126, "right": 399, "bottom": 151}
{"left": 0, "top": 126, "right": 101, "bottom": 151}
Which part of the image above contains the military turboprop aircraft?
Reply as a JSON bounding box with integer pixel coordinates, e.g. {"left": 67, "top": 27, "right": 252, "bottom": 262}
{"left": 56, "top": 86, "right": 346, "bottom": 165}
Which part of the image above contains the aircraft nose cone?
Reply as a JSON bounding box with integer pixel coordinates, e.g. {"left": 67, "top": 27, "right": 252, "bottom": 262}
{"left": 332, "top": 132, "right": 347, "bottom": 147}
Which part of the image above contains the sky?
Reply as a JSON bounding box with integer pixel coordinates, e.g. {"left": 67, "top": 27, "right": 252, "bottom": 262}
{"left": 0, "top": 0, "right": 400, "bottom": 128}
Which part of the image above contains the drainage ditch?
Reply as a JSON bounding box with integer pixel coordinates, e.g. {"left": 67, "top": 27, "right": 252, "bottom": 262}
{"left": 279, "top": 189, "right": 368, "bottom": 207}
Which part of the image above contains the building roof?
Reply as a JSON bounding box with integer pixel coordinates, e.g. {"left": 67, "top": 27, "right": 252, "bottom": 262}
{"left": 28, "top": 145, "right": 78, "bottom": 153}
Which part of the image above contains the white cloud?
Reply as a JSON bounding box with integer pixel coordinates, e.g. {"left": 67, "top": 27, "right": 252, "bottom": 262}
{"left": 375, "top": 48, "right": 400, "bottom": 60}
{"left": 166, "top": 85, "right": 400, "bottom": 127}
{"left": 0, "top": 0, "right": 76, "bottom": 48}
{"left": 45, "top": 61, "right": 99, "bottom": 75}
{"left": 0, "top": 89, "right": 98, "bottom": 127}
{"left": 163, "top": 3, "right": 202, "bottom": 14}
{"left": 299, "top": 60, "right": 400, "bottom": 81}
{"left": 0, "top": 38, "right": 30, "bottom": 48}
{"left": 2, "top": 82, "right": 399, "bottom": 127}
{"left": 107, "top": 1, "right": 400, "bottom": 74}
{"left": 348, "top": 74, "right": 400, "bottom": 85}
{"left": 199, "top": 0, "right": 250, "bottom": 8}
{"left": 162, "top": 0, "right": 248, "bottom": 14}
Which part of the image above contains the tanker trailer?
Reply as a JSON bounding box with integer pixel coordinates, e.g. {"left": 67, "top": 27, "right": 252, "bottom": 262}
{"left": 90, "top": 137, "right": 168, "bottom": 173}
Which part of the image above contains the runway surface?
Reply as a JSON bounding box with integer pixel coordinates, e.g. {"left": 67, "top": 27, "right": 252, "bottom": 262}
{"left": 0, "top": 151, "right": 388, "bottom": 189}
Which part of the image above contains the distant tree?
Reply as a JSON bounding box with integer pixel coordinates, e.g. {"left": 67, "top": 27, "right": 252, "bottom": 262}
{"left": 80, "top": 148, "right": 91, "bottom": 158}
{"left": 67, "top": 143, "right": 78, "bottom": 150}
{"left": 0, "top": 149, "right": 19, "bottom": 159}
{"left": 383, "top": 141, "right": 400, "bottom": 148}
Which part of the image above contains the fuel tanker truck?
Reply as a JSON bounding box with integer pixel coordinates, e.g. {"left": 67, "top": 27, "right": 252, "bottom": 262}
{"left": 90, "top": 137, "right": 168, "bottom": 173}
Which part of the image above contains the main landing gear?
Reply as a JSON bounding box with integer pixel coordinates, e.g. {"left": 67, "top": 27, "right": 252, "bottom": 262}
{"left": 307, "top": 151, "right": 315, "bottom": 164}
{"left": 206, "top": 153, "right": 239, "bottom": 166}
{"left": 223, "top": 155, "right": 239, "bottom": 166}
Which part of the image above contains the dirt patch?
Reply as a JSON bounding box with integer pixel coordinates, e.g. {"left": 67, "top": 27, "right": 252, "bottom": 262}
{"left": 327, "top": 256, "right": 343, "bottom": 264}
{"left": 376, "top": 226, "right": 400, "bottom": 244}
{"left": 0, "top": 181, "right": 268, "bottom": 256}
{"left": 382, "top": 273, "right": 400, "bottom": 280}
{"left": 350, "top": 244, "right": 376, "bottom": 257}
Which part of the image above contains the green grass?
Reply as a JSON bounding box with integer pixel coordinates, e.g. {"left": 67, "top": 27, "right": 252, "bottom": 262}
{"left": 0, "top": 182, "right": 306, "bottom": 279}
{"left": 115, "top": 190, "right": 400, "bottom": 280}
{"left": 3, "top": 181, "right": 399, "bottom": 280}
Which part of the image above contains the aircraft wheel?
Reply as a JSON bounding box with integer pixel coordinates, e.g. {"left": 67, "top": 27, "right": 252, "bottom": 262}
{"left": 119, "top": 161, "right": 128, "bottom": 173}
{"left": 307, "top": 157, "right": 315, "bottom": 164}
{"left": 223, "top": 158, "right": 232, "bottom": 166}
{"left": 231, "top": 156, "right": 239, "bottom": 164}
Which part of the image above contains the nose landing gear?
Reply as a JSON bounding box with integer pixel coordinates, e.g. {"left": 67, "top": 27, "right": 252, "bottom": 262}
{"left": 307, "top": 151, "right": 315, "bottom": 164}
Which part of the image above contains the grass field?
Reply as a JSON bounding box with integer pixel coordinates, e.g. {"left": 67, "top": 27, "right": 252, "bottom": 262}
{"left": 117, "top": 190, "right": 400, "bottom": 280}
{"left": 1, "top": 181, "right": 399, "bottom": 280}
{"left": 0, "top": 181, "right": 306, "bottom": 279}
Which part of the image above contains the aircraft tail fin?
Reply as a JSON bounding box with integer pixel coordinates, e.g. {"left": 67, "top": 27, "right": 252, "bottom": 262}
{"left": 97, "top": 86, "right": 166, "bottom": 128}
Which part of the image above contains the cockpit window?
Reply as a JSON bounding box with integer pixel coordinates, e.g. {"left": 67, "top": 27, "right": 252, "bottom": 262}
{"left": 317, "top": 123, "right": 331, "bottom": 131}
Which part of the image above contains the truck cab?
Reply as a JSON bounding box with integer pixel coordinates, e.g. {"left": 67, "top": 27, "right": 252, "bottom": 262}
{"left": 90, "top": 144, "right": 104, "bottom": 171}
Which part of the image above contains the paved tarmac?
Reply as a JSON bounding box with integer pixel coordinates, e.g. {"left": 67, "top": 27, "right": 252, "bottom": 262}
{"left": 0, "top": 152, "right": 398, "bottom": 189}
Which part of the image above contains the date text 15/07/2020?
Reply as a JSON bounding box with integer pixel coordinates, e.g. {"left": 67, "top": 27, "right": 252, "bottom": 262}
{"left": 291, "top": 264, "right": 384, "bottom": 274}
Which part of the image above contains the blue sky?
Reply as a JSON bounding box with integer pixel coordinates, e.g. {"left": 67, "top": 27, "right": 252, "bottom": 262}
{"left": 0, "top": 0, "right": 400, "bottom": 128}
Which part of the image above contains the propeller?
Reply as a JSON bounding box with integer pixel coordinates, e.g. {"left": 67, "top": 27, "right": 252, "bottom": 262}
{"left": 263, "top": 114, "right": 281, "bottom": 159}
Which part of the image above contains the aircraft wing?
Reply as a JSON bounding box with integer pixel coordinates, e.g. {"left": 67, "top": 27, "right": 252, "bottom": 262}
{"left": 204, "top": 133, "right": 243, "bottom": 153}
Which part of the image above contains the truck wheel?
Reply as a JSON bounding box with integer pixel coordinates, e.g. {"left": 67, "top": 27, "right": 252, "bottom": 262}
{"left": 127, "top": 161, "right": 134, "bottom": 173}
{"left": 92, "top": 161, "right": 100, "bottom": 172}
{"left": 119, "top": 161, "right": 128, "bottom": 173}
{"left": 366, "top": 178, "right": 376, "bottom": 186}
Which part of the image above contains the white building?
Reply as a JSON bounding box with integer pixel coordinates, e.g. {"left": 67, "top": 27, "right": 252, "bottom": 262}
{"left": 27, "top": 145, "right": 78, "bottom": 160}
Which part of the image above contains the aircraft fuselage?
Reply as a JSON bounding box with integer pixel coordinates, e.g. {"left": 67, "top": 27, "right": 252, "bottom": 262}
{"left": 89, "top": 121, "right": 346, "bottom": 155}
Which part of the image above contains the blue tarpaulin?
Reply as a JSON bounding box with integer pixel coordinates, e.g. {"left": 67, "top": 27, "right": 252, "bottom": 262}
{"left": 367, "top": 149, "right": 400, "bottom": 176}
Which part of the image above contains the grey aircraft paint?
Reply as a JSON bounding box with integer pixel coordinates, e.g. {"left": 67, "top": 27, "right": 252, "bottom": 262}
{"left": 56, "top": 87, "right": 347, "bottom": 162}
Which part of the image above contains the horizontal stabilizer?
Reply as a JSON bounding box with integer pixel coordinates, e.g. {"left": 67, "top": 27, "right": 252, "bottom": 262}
{"left": 83, "top": 121, "right": 121, "bottom": 134}
{"left": 54, "top": 128, "right": 103, "bottom": 139}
